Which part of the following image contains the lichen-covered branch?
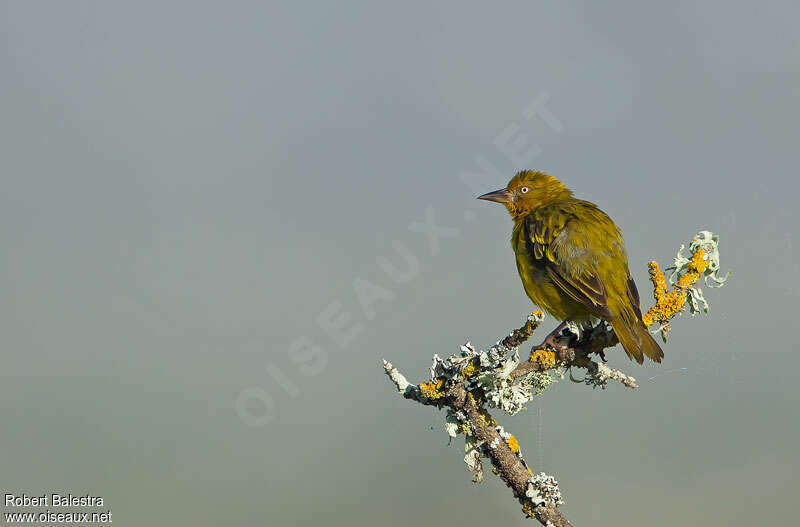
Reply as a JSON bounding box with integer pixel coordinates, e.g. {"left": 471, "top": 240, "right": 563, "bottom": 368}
{"left": 382, "top": 231, "right": 728, "bottom": 524}
{"left": 642, "top": 230, "right": 730, "bottom": 340}
{"left": 383, "top": 333, "right": 571, "bottom": 526}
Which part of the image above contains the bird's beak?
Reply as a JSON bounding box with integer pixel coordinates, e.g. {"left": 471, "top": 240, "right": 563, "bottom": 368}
{"left": 477, "top": 188, "right": 511, "bottom": 204}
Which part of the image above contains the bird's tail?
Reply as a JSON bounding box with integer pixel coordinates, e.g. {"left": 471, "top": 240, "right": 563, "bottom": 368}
{"left": 611, "top": 306, "right": 664, "bottom": 364}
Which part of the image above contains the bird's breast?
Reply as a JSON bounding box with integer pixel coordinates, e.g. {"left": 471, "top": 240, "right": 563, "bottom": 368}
{"left": 511, "top": 225, "right": 588, "bottom": 321}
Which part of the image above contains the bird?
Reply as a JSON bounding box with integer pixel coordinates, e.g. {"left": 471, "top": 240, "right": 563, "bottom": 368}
{"left": 478, "top": 170, "right": 663, "bottom": 364}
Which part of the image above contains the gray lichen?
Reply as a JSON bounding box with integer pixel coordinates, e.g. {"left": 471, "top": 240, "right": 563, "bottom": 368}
{"left": 428, "top": 340, "right": 562, "bottom": 417}
{"left": 480, "top": 368, "right": 560, "bottom": 415}
{"left": 526, "top": 472, "right": 564, "bottom": 507}
{"left": 464, "top": 435, "right": 485, "bottom": 483}
{"left": 584, "top": 361, "right": 638, "bottom": 390}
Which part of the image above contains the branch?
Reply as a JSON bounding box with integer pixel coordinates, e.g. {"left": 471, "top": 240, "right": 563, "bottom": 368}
{"left": 384, "top": 349, "right": 570, "bottom": 526}
{"left": 382, "top": 230, "right": 729, "bottom": 524}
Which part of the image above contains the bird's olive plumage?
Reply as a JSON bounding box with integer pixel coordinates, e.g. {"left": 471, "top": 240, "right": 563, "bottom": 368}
{"left": 479, "top": 170, "right": 663, "bottom": 364}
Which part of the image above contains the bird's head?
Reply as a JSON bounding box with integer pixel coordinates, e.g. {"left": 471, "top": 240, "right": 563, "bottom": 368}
{"left": 477, "top": 170, "right": 573, "bottom": 219}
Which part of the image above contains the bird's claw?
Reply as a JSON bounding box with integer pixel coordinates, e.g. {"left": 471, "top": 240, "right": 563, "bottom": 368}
{"left": 535, "top": 335, "right": 563, "bottom": 353}
{"left": 535, "top": 335, "right": 572, "bottom": 363}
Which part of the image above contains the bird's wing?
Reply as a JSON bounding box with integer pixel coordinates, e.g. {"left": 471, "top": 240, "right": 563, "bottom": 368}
{"left": 626, "top": 275, "right": 644, "bottom": 318}
{"left": 526, "top": 202, "right": 621, "bottom": 320}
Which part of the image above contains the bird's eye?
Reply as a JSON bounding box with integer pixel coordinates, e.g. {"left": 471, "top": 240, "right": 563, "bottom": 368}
{"left": 520, "top": 186, "right": 529, "bottom": 194}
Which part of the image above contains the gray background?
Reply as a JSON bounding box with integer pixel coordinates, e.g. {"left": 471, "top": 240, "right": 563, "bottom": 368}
{"left": 1, "top": 1, "right": 798, "bottom": 526}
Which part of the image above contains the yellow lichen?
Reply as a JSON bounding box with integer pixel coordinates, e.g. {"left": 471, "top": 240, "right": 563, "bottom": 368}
{"left": 418, "top": 379, "right": 445, "bottom": 399}
{"left": 522, "top": 500, "right": 536, "bottom": 518}
{"left": 642, "top": 248, "right": 707, "bottom": 328}
{"left": 506, "top": 434, "right": 520, "bottom": 454}
{"left": 461, "top": 359, "right": 479, "bottom": 379}
{"left": 479, "top": 409, "right": 497, "bottom": 427}
{"left": 529, "top": 348, "right": 557, "bottom": 369}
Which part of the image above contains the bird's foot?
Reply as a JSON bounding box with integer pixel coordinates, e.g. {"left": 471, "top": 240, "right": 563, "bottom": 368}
{"left": 533, "top": 320, "right": 569, "bottom": 353}
{"left": 538, "top": 334, "right": 565, "bottom": 352}
{"left": 532, "top": 335, "right": 574, "bottom": 365}
{"left": 532, "top": 337, "right": 569, "bottom": 364}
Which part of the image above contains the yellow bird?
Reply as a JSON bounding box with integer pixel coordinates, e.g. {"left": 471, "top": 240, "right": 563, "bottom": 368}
{"left": 478, "top": 170, "right": 663, "bottom": 364}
